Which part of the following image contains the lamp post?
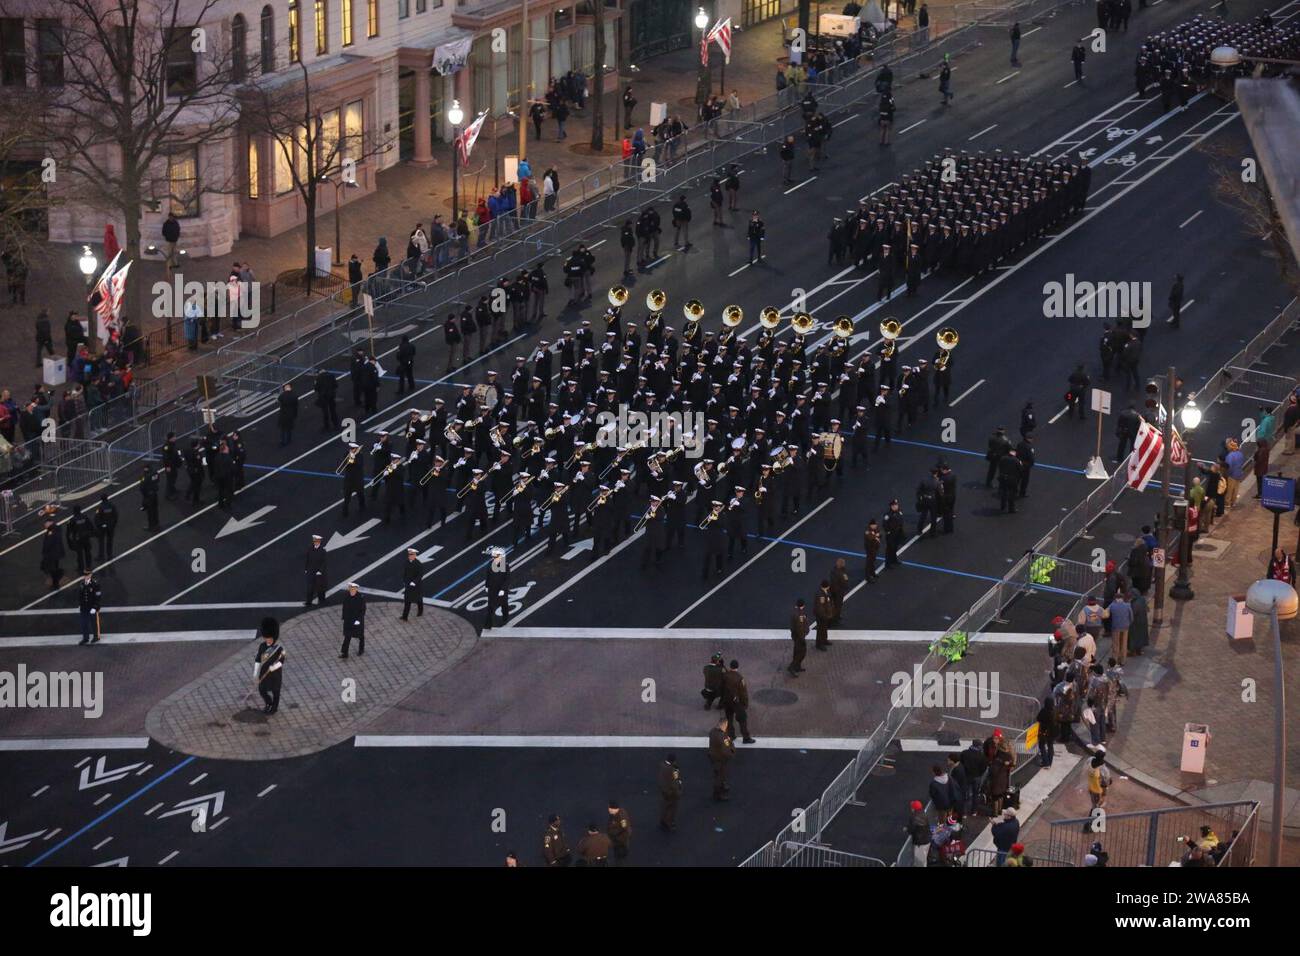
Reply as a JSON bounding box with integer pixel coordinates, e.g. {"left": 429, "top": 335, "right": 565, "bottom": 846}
{"left": 78, "top": 246, "right": 98, "bottom": 355}
{"left": 321, "top": 176, "right": 361, "bottom": 266}
{"left": 695, "top": 6, "right": 711, "bottom": 107}
{"left": 448, "top": 99, "right": 464, "bottom": 230}
{"left": 1245, "top": 577, "right": 1294, "bottom": 867}
{"left": 1170, "top": 395, "right": 1201, "bottom": 600}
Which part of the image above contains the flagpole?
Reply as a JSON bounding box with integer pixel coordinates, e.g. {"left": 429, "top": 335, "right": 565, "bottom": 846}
{"left": 1153, "top": 364, "right": 1176, "bottom": 625}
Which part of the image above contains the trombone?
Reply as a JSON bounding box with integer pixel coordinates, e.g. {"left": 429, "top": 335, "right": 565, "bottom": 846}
{"left": 418, "top": 458, "right": 446, "bottom": 487}
{"left": 586, "top": 488, "right": 612, "bottom": 513}
{"left": 334, "top": 447, "right": 360, "bottom": 475}
{"left": 634, "top": 498, "right": 663, "bottom": 534}
{"left": 698, "top": 502, "right": 724, "bottom": 529}
{"left": 599, "top": 440, "right": 645, "bottom": 479}
{"left": 366, "top": 457, "right": 401, "bottom": 489}
{"left": 542, "top": 483, "right": 570, "bottom": 510}
{"left": 565, "top": 441, "right": 595, "bottom": 469}
{"left": 501, "top": 472, "right": 535, "bottom": 504}
{"left": 457, "top": 473, "right": 486, "bottom": 499}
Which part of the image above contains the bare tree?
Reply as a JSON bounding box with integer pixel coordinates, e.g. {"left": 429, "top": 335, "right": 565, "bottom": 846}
{"left": 30, "top": 0, "right": 243, "bottom": 321}
{"left": 1203, "top": 140, "right": 1300, "bottom": 292}
{"left": 0, "top": 87, "right": 57, "bottom": 269}
{"left": 239, "top": 56, "right": 390, "bottom": 295}
{"left": 591, "top": 0, "right": 606, "bottom": 151}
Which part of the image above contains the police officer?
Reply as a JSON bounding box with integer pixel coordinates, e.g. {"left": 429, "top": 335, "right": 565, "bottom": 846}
{"left": 701, "top": 651, "right": 725, "bottom": 708}
{"left": 315, "top": 366, "right": 341, "bottom": 431}
{"left": 395, "top": 335, "right": 416, "bottom": 395}
{"left": 340, "top": 582, "right": 366, "bottom": 658}
{"left": 184, "top": 439, "right": 205, "bottom": 504}
{"left": 400, "top": 548, "right": 424, "bottom": 620}
{"left": 304, "top": 533, "right": 328, "bottom": 607}
{"left": 576, "top": 823, "right": 611, "bottom": 866}
{"left": 66, "top": 505, "right": 94, "bottom": 574}
{"left": 938, "top": 462, "right": 958, "bottom": 534}
{"left": 671, "top": 194, "right": 692, "bottom": 250}
{"left": 77, "top": 569, "right": 102, "bottom": 645}
{"left": 543, "top": 815, "right": 572, "bottom": 866}
{"left": 814, "top": 581, "right": 834, "bottom": 650}
{"left": 93, "top": 495, "right": 118, "bottom": 562}
{"left": 884, "top": 498, "right": 904, "bottom": 568}
{"left": 721, "top": 660, "right": 754, "bottom": 744}
{"left": 606, "top": 801, "right": 631, "bottom": 862}
{"left": 709, "top": 715, "right": 735, "bottom": 801}
{"left": 483, "top": 547, "right": 510, "bottom": 629}
{"left": 658, "top": 754, "right": 684, "bottom": 831}
{"left": 985, "top": 426, "right": 1011, "bottom": 488}
{"left": 998, "top": 449, "right": 1023, "bottom": 513}
{"left": 160, "top": 431, "right": 182, "bottom": 500}
{"left": 140, "top": 465, "right": 161, "bottom": 532}
{"left": 789, "top": 598, "right": 809, "bottom": 676}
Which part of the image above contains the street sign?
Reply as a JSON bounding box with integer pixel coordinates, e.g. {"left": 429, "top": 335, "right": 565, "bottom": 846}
{"left": 1091, "top": 388, "right": 1111, "bottom": 415}
{"left": 1152, "top": 547, "right": 1166, "bottom": 569}
{"left": 1260, "top": 475, "right": 1295, "bottom": 514}
{"left": 361, "top": 293, "right": 374, "bottom": 318}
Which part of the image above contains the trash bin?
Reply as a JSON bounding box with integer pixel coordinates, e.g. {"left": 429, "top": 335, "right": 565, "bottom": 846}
{"left": 314, "top": 246, "right": 332, "bottom": 278}
{"left": 1181, "top": 722, "right": 1210, "bottom": 773}
{"left": 1226, "top": 594, "right": 1253, "bottom": 640}
{"left": 43, "top": 356, "right": 66, "bottom": 387}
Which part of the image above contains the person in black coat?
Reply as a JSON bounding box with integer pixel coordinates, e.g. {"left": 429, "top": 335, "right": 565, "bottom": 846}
{"left": 277, "top": 383, "right": 298, "bottom": 447}
{"left": 40, "top": 519, "right": 66, "bottom": 589}
{"left": 929, "top": 764, "right": 953, "bottom": 819}
{"left": 66, "top": 505, "right": 94, "bottom": 575}
{"left": 350, "top": 348, "right": 366, "bottom": 407}
{"left": 93, "top": 495, "right": 118, "bottom": 561}
{"left": 883, "top": 499, "right": 904, "bottom": 567}
{"left": 396, "top": 335, "right": 416, "bottom": 395}
{"left": 341, "top": 443, "right": 365, "bottom": 517}
{"left": 1015, "top": 433, "right": 1035, "bottom": 498}
{"left": 140, "top": 465, "right": 161, "bottom": 531}
{"left": 997, "top": 450, "right": 1023, "bottom": 513}
{"left": 361, "top": 357, "right": 380, "bottom": 413}
{"left": 304, "top": 534, "right": 328, "bottom": 606}
{"left": 77, "top": 570, "right": 103, "bottom": 645}
{"left": 400, "top": 548, "right": 425, "bottom": 620}
{"left": 1036, "top": 696, "right": 1058, "bottom": 767}
{"left": 483, "top": 548, "right": 511, "bottom": 629}
{"left": 315, "top": 368, "right": 340, "bottom": 431}
{"left": 340, "top": 583, "right": 366, "bottom": 658}
{"left": 255, "top": 618, "right": 285, "bottom": 714}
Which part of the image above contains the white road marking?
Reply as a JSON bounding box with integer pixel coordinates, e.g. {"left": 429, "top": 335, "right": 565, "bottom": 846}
{"left": 1049, "top": 404, "right": 1072, "bottom": 425}
{"left": 643, "top": 253, "right": 673, "bottom": 268}
{"left": 947, "top": 379, "right": 987, "bottom": 407}
{"left": 43, "top": 828, "right": 62, "bottom": 840}
{"left": 507, "top": 526, "right": 647, "bottom": 626}
{"left": 258, "top": 784, "right": 277, "bottom": 798}
{"left": 145, "top": 803, "right": 164, "bottom": 816}
{"left": 355, "top": 734, "right": 870, "bottom": 750}
{"left": 0, "top": 602, "right": 305, "bottom": 617}
{"left": 833, "top": 114, "right": 859, "bottom": 127}
{"left": 897, "top": 119, "right": 927, "bottom": 135}
{"left": 2, "top": 630, "right": 249, "bottom": 648}
{"left": 995, "top": 72, "right": 1020, "bottom": 85}
{"left": 159, "top": 851, "right": 179, "bottom": 865}
{"left": 487, "top": 627, "right": 1048, "bottom": 643}
{"left": 785, "top": 176, "right": 818, "bottom": 195}
{"left": 93, "top": 793, "right": 112, "bottom": 806}
{"left": 31, "top": 785, "right": 49, "bottom": 798}
{"left": 74, "top": 757, "right": 90, "bottom": 769}
{"left": 1022, "top": 26, "right": 1042, "bottom": 36}
{"left": 0, "top": 737, "right": 150, "bottom": 751}
{"left": 1179, "top": 210, "right": 1203, "bottom": 229}
{"left": 728, "top": 262, "right": 751, "bottom": 277}
{"left": 330, "top": 521, "right": 452, "bottom": 597}
{"left": 92, "top": 837, "right": 113, "bottom": 850}
{"left": 1064, "top": 79, "right": 1078, "bottom": 89}
{"left": 665, "top": 498, "right": 835, "bottom": 628}
{"left": 189, "top": 773, "right": 208, "bottom": 786}
{"left": 210, "top": 816, "right": 229, "bottom": 831}
{"left": 968, "top": 124, "right": 997, "bottom": 141}
{"left": 842, "top": 530, "right": 927, "bottom": 603}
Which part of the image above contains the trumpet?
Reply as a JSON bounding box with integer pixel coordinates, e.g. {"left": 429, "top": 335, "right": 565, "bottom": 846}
{"left": 366, "top": 458, "right": 401, "bottom": 489}
{"left": 586, "top": 488, "right": 612, "bottom": 513}
{"left": 418, "top": 460, "right": 446, "bottom": 486}
{"left": 334, "top": 448, "right": 359, "bottom": 475}
{"left": 457, "top": 474, "right": 485, "bottom": 499}
{"left": 502, "top": 473, "right": 535, "bottom": 504}
{"left": 754, "top": 482, "right": 767, "bottom": 503}
{"left": 634, "top": 499, "right": 663, "bottom": 534}
{"left": 698, "top": 502, "right": 724, "bottom": 529}
{"left": 445, "top": 422, "right": 463, "bottom": 445}
{"left": 566, "top": 441, "right": 595, "bottom": 468}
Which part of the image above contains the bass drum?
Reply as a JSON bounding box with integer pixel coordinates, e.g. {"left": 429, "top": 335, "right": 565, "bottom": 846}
{"left": 472, "top": 383, "right": 498, "bottom": 413}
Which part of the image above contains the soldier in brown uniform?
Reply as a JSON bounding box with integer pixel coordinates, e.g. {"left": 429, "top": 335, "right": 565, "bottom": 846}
{"left": 829, "top": 557, "right": 851, "bottom": 625}
{"left": 607, "top": 800, "right": 631, "bottom": 861}
{"left": 708, "top": 716, "right": 735, "bottom": 801}
{"left": 576, "top": 823, "right": 612, "bottom": 866}
{"left": 701, "top": 651, "right": 725, "bottom": 708}
{"left": 789, "top": 598, "right": 810, "bottom": 676}
{"left": 658, "top": 754, "right": 684, "bottom": 831}
{"left": 814, "top": 581, "right": 835, "bottom": 650}
{"left": 721, "top": 660, "right": 755, "bottom": 743}
{"left": 542, "top": 814, "right": 572, "bottom": 866}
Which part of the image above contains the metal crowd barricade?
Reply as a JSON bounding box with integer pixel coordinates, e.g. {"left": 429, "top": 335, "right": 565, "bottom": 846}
{"left": 1025, "top": 553, "right": 1103, "bottom": 597}
{"left": 1046, "top": 801, "right": 1259, "bottom": 867}
{"left": 779, "top": 842, "right": 886, "bottom": 867}
{"left": 1221, "top": 366, "right": 1297, "bottom": 406}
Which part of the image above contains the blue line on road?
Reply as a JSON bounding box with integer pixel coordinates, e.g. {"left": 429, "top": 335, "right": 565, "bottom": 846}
{"left": 25, "top": 755, "right": 198, "bottom": 867}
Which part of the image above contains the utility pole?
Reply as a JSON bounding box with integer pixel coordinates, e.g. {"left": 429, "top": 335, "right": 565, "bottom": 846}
{"left": 1154, "top": 365, "right": 1176, "bottom": 624}
{"left": 519, "top": 0, "right": 530, "bottom": 164}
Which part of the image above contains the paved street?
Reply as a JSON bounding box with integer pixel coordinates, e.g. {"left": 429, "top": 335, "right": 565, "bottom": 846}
{"left": 2, "top": 0, "right": 1299, "bottom": 872}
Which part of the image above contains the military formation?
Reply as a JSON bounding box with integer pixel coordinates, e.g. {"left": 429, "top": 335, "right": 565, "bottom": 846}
{"left": 1136, "top": 11, "right": 1300, "bottom": 97}
{"left": 828, "top": 149, "right": 1093, "bottom": 298}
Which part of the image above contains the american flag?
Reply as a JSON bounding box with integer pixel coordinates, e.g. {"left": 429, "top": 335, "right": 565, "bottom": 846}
{"left": 707, "top": 18, "right": 733, "bottom": 64}
{"left": 456, "top": 112, "right": 486, "bottom": 167}
{"left": 91, "top": 251, "right": 122, "bottom": 325}
{"left": 1127, "top": 420, "right": 1164, "bottom": 492}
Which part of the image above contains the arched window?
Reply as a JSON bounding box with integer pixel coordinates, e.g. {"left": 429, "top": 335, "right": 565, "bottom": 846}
{"left": 259, "top": 6, "right": 275, "bottom": 73}
{"left": 231, "top": 14, "right": 247, "bottom": 81}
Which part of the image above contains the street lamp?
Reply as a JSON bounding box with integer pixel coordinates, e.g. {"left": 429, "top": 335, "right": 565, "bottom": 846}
{"left": 448, "top": 99, "right": 464, "bottom": 231}
{"left": 695, "top": 6, "right": 711, "bottom": 107}
{"left": 1170, "top": 395, "right": 1201, "bottom": 600}
{"left": 79, "top": 246, "right": 99, "bottom": 354}
{"left": 1245, "top": 576, "right": 1294, "bottom": 868}
{"left": 320, "top": 175, "right": 361, "bottom": 266}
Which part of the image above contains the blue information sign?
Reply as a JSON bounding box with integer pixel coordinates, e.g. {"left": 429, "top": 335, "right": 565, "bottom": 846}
{"left": 1260, "top": 475, "right": 1295, "bottom": 513}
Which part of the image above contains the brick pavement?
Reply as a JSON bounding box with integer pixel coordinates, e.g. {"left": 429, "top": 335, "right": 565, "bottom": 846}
{"left": 145, "top": 602, "right": 477, "bottom": 760}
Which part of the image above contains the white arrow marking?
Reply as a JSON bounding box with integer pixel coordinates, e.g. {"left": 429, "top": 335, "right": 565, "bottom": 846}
{"left": 215, "top": 505, "right": 277, "bottom": 539}
{"left": 78, "top": 756, "right": 144, "bottom": 790}
{"left": 0, "top": 821, "right": 47, "bottom": 855}
{"left": 1078, "top": 148, "right": 1097, "bottom": 160}
{"left": 1145, "top": 135, "right": 1163, "bottom": 144}
{"left": 159, "top": 792, "right": 225, "bottom": 831}
{"left": 326, "top": 517, "right": 382, "bottom": 552}
{"left": 93, "top": 856, "right": 129, "bottom": 867}
{"left": 416, "top": 544, "right": 444, "bottom": 562}
{"left": 562, "top": 539, "right": 594, "bottom": 560}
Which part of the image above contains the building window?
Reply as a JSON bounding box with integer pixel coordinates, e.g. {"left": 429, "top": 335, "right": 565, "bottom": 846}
{"left": 0, "top": 19, "right": 24, "bottom": 87}
{"left": 367, "top": 0, "right": 379, "bottom": 37}
{"left": 260, "top": 6, "right": 275, "bottom": 72}
{"left": 247, "top": 137, "right": 260, "bottom": 198}
{"left": 320, "top": 107, "right": 340, "bottom": 170}
{"left": 399, "top": 0, "right": 410, "bottom": 19}
{"left": 168, "top": 150, "right": 200, "bottom": 217}
{"left": 341, "top": 0, "right": 353, "bottom": 45}
{"left": 554, "top": 7, "right": 573, "bottom": 29}
{"left": 231, "top": 15, "right": 247, "bottom": 81}
{"left": 343, "top": 99, "right": 363, "bottom": 161}
{"left": 165, "top": 27, "right": 198, "bottom": 96}
{"left": 288, "top": 0, "right": 300, "bottom": 63}
{"left": 314, "top": 0, "right": 327, "bottom": 55}
{"left": 36, "top": 19, "right": 63, "bottom": 87}
{"left": 417, "top": 0, "right": 426, "bottom": 12}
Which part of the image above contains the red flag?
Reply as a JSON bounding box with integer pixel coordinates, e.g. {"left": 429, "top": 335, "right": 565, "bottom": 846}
{"left": 456, "top": 112, "right": 486, "bottom": 167}
{"left": 700, "top": 32, "right": 709, "bottom": 67}
{"left": 1128, "top": 420, "right": 1163, "bottom": 492}
{"left": 707, "top": 18, "right": 733, "bottom": 64}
